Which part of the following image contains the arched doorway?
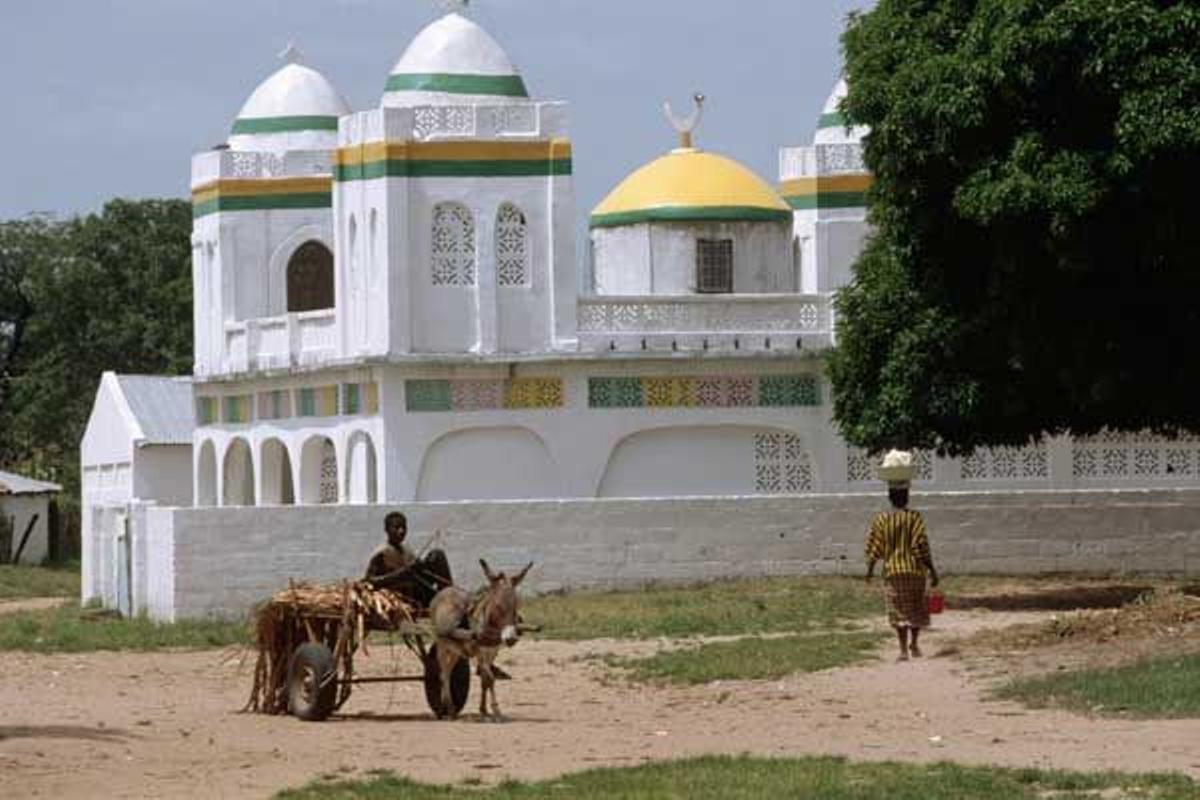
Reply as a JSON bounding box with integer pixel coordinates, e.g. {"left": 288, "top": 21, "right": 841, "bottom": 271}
{"left": 345, "top": 431, "right": 378, "bottom": 504}
{"left": 197, "top": 439, "right": 217, "bottom": 507}
{"left": 222, "top": 438, "right": 255, "bottom": 506}
{"left": 260, "top": 438, "right": 295, "bottom": 506}
{"left": 286, "top": 241, "right": 335, "bottom": 312}
{"left": 299, "top": 436, "right": 339, "bottom": 505}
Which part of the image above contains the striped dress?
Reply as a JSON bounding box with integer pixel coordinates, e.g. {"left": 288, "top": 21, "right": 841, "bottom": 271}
{"left": 865, "top": 509, "right": 932, "bottom": 628}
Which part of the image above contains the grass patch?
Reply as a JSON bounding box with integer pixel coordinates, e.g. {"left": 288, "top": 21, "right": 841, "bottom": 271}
{"left": 0, "top": 562, "right": 80, "bottom": 600}
{"left": 998, "top": 653, "right": 1200, "bottom": 719}
{"left": 0, "top": 603, "right": 250, "bottom": 653}
{"left": 523, "top": 577, "right": 879, "bottom": 640}
{"left": 606, "top": 632, "right": 883, "bottom": 685}
{"left": 276, "top": 754, "right": 1200, "bottom": 799}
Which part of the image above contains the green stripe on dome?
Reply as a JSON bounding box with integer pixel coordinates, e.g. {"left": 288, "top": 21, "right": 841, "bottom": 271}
{"left": 231, "top": 116, "right": 340, "bottom": 135}
{"left": 590, "top": 206, "right": 793, "bottom": 229}
{"left": 818, "top": 111, "right": 851, "bottom": 130}
{"left": 384, "top": 73, "right": 529, "bottom": 97}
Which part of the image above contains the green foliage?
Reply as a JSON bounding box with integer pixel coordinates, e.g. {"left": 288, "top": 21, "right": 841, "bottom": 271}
{"left": 276, "top": 755, "right": 1200, "bottom": 799}
{"left": 999, "top": 653, "right": 1200, "bottom": 718}
{"left": 604, "top": 632, "right": 883, "bottom": 685}
{"left": 522, "top": 577, "right": 879, "bottom": 640}
{"left": 830, "top": 1, "right": 1200, "bottom": 453}
{"left": 0, "top": 602, "right": 249, "bottom": 653}
{"left": 0, "top": 199, "right": 193, "bottom": 521}
{"left": 0, "top": 562, "right": 80, "bottom": 600}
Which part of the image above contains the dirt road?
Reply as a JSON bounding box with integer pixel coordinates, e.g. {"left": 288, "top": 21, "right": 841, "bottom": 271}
{"left": 1, "top": 609, "right": 1198, "bottom": 799}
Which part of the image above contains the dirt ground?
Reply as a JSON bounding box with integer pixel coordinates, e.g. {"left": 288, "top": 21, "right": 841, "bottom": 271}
{"left": 2, "top": 608, "right": 1199, "bottom": 800}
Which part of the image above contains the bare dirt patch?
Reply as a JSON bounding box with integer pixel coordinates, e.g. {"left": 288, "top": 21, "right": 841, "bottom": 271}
{"left": 0, "top": 597, "right": 67, "bottom": 616}
{"left": 2, "top": 607, "right": 1199, "bottom": 799}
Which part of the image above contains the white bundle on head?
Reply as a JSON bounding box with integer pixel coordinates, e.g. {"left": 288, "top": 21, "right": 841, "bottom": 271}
{"left": 878, "top": 449, "right": 916, "bottom": 487}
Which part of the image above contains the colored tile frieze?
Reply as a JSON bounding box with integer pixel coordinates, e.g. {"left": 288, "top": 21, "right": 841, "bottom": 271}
{"left": 222, "top": 395, "right": 252, "bottom": 424}
{"left": 196, "top": 397, "right": 218, "bottom": 426}
{"left": 333, "top": 140, "right": 573, "bottom": 182}
{"left": 405, "top": 379, "right": 564, "bottom": 413}
{"left": 191, "top": 177, "right": 333, "bottom": 219}
{"left": 588, "top": 375, "right": 820, "bottom": 409}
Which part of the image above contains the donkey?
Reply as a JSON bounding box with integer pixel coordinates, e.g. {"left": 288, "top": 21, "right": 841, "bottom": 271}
{"left": 429, "top": 559, "right": 533, "bottom": 720}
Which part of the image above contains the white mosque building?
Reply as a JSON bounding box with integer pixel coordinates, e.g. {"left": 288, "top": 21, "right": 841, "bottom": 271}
{"left": 83, "top": 9, "right": 1200, "bottom": 618}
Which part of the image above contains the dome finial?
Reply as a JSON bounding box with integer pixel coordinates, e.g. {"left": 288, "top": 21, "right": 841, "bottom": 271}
{"left": 438, "top": 0, "right": 471, "bottom": 13}
{"left": 279, "top": 41, "right": 303, "bottom": 65}
{"left": 664, "top": 93, "right": 705, "bottom": 150}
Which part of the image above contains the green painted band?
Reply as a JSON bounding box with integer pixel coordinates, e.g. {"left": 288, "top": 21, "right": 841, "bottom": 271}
{"left": 784, "top": 192, "right": 868, "bottom": 210}
{"left": 335, "top": 159, "right": 572, "bottom": 182}
{"left": 384, "top": 73, "right": 529, "bottom": 97}
{"left": 192, "top": 192, "right": 332, "bottom": 219}
{"left": 818, "top": 111, "right": 851, "bottom": 129}
{"left": 589, "top": 206, "right": 793, "bottom": 228}
{"left": 231, "top": 116, "right": 340, "bottom": 135}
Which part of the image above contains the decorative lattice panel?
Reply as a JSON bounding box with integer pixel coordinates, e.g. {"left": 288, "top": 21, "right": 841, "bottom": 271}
{"left": 961, "top": 444, "right": 1049, "bottom": 481}
{"left": 754, "top": 432, "right": 813, "bottom": 494}
{"left": 319, "top": 440, "right": 338, "bottom": 504}
{"left": 495, "top": 203, "right": 528, "bottom": 287}
{"left": 588, "top": 375, "right": 820, "bottom": 409}
{"left": 431, "top": 203, "right": 476, "bottom": 286}
{"left": 406, "top": 379, "right": 564, "bottom": 413}
{"left": 1072, "top": 431, "right": 1200, "bottom": 480}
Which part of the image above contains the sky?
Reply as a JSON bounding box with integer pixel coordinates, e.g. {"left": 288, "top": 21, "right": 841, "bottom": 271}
{"left": 0, "top": 0, "right": 874, "bottom": 222}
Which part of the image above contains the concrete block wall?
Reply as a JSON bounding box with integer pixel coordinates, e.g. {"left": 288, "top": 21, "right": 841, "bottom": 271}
{"left": 136, "top": 488, "right": 1200, "bottom": 620}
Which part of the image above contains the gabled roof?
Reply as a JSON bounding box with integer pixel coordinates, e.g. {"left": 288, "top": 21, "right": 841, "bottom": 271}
{"left": 112, "top": 374, "right": 194, "bottom": 446}
{"left": 0, "top": 469, "right": 61, "bottom": 496}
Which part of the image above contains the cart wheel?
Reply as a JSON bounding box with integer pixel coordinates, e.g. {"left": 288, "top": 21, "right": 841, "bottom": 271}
{"left": 288, "top": 642, "right": 337, "bottom": 722}
{"left": 423, "top": 644, "right": 470, "bottom": 718}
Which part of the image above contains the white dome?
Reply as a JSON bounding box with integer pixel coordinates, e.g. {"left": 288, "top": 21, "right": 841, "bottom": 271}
{"left": 814, "top": 79, "right": 869, "bottom": 146}
{"left": 383, "top": 13, "right": 529, "bottom": 107}
{"left": 229, "top": 56, "right": 351, "bottom": 152}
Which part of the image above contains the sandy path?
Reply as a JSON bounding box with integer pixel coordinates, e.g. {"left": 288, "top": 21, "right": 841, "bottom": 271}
{"left": 0, "top": 597, "right": 67, "bottom": 616}
{"left": 1, "top": 610, "right": 1197, "bottom": 799}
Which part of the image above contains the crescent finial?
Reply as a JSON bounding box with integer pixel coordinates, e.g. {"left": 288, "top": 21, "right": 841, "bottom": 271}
{"left": 663, "top": 93, "right": 706, "bottom": 149}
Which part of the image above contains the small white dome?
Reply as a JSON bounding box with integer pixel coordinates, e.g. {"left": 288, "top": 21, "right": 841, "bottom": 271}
{"left": 814, "top": 79, "right": 869, "bottom": 146}
{"left": 229, "top": 52, "right": 351, "bottom": 152}
{"left": 383, "top": 13, "right": 529, "bottom": 107}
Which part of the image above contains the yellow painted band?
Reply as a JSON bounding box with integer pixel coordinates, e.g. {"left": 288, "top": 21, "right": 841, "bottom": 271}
{"left": 334, "top": 139, "right": 572, "bottom": 168}
{"left": 191, "top": 177, "right": 333, "bottom": 202}
{"left": 778, "top": 174, "right": 874, "bottom": 197}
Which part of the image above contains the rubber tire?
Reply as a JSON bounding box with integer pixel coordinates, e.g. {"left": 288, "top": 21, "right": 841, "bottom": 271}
{"left": 423, "top": 644, "right": 470, "bottom": 718}
{"left": 288, "top": 642, "right": 337, "bottom": 722}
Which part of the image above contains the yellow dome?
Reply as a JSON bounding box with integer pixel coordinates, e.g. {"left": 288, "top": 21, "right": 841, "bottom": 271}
{"left": 590, "top": 148, "right": 791, "bottom": 228}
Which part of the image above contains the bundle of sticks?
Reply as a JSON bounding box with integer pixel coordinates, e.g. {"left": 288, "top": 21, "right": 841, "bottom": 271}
{"left": 244, "top": 580, "right": 418, "bottom": 715}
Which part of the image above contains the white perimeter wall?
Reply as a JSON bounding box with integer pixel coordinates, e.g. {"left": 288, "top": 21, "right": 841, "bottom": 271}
{"left": 135, "top": 489, "right": 1200, "bottom": 620}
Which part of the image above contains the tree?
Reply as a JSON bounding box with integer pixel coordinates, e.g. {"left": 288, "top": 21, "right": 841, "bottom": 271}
{"left": 0, "top": 217, "right": 59, "bottom": 434}
{"left": 0, "top": 199, "right": 193, "bottom": 523}
{"left": 828, "top": 0, "right": 1200, "bottom": 454}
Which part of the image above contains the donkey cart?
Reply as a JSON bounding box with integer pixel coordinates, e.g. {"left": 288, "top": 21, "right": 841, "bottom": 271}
{"left": 244, "top": 581, "right": 471, "bottom": 722}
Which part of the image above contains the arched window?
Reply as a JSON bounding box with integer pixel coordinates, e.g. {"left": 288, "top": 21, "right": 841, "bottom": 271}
{"left": 495, "top": 203, "right": 528, "bottom": 287}
{"left": 431, "top": 203, "right": 476, "bottom": 286}
{"left": 286, "top": 241, "right": 334, "bottom": 312}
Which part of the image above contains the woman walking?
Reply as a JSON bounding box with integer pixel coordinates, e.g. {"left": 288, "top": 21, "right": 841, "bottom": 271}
{"left": 865, "top": 451, "right": 939, "bottom": 661}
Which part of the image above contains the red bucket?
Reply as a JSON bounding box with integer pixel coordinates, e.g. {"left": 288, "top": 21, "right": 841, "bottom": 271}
{"left": 927, "top": 590, "right": 945, "bottom": 615}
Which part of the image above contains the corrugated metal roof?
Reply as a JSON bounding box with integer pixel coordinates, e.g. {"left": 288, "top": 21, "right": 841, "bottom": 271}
{"left": 114, "top": 375, "right": 194, "bottom": 446}
{"left": 0, "top": 469, "right": 61, "bottom": 495}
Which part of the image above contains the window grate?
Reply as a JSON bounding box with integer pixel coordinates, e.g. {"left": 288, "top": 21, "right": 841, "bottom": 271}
{"left": 696, "top": 239, "right": 733, "bottom": 294}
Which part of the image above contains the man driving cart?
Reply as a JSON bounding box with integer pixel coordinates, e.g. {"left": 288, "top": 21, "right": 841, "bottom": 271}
{"left": 364, "top": 512, "right": 453, "bottom": 609}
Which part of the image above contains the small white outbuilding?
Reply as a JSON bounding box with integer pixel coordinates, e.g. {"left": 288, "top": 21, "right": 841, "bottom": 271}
{"left": 0, "top": 470, "right": 62, "bottom": 565}
{"left": 80, "top": 372, "right": 194, "bottom": 612}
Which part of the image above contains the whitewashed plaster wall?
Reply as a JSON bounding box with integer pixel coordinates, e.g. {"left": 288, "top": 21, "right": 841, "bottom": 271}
{"left": 135, "top": 489, "right": 1200, "bottom": 620}
{"left": 790, "top": 208, "right": 868, "bottom": 294}
{"left": 133, "top": 447, "right": 193, "bottom": 508}
{"left": 192, "top": 206, "right": 336, "bottom": 376}
{"left": 592, "top": 221, "right": 794, "bottom": 295}
{"left": 1, "top": 495, "right": 51, "bottom": 565}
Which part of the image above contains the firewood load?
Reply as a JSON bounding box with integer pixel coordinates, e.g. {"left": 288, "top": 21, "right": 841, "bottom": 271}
{"left": 245, "top": 580, "right": 419, "bottom": 715}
